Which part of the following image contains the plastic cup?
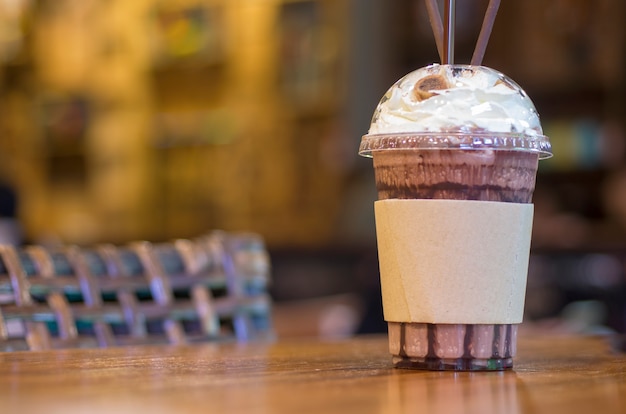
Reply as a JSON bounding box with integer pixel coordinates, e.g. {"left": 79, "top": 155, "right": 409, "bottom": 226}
{"left": 359, "top": 65, "right": 552, "bottom": 371}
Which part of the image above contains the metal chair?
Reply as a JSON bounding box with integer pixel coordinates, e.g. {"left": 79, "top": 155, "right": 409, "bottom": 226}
{"left": 0, "top": 231, "right": 273, "bottom": 351}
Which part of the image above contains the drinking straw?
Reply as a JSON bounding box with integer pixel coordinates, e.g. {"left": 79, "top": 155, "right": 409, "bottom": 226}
{"left": 471, "top": 0, "right": 501, "bottom": 66}
{"left": 424, "top": 0, "right": 444, "bottom": 63}
{"left": 443, "top": 0, "right": 455, "bottom": 64}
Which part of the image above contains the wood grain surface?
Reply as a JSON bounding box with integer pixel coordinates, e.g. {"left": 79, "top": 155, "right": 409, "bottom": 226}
{"left": 0, "top": 334, "right": 624, "bottom": 413}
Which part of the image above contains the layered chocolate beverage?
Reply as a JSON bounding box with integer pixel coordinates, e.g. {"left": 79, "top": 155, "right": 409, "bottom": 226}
{"left": 373, "top": 149, "right": 538, "bottom": 203}
{"left": 359, "top": 64, "right": 552, "bottom": 370}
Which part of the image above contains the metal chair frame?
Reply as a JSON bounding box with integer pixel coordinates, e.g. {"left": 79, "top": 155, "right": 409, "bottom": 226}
{"left": 0, "top": 231, "right": 273, "bottom": 351}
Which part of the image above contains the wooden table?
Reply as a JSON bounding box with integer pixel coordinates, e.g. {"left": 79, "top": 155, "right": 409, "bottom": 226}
{"left": 1, "top": 334, "right": 625, "bottom": 413}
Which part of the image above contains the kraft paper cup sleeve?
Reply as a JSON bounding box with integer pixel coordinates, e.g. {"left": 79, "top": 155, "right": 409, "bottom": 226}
{"left": 375, "top": 199, "right": 533, "bottom": 324}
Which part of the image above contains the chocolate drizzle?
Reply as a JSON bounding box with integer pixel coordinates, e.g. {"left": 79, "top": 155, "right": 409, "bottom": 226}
{"left": 492, "top": 324, "right": 502, "bottom": 357}
{"left": 504, "top": 324, "right": 512, "bottom": 357}
{"left": 427, "top": 324, "right": 436, "bottom": 359}
{"left": 375, "top": 181, "right": 535, "bottom": 202}
{"left": 463, "top": 324, "right": 474, "bottom": 359}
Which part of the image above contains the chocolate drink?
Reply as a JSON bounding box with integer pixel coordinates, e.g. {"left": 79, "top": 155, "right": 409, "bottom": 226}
{"left": 372, "top": 148, "right": 539, "bottom": 370}
{"left": 359, "top": 64, "right": 551, "bottom": 371}
{"left": 373, "top": 149, "right": 538, "bottom": 202}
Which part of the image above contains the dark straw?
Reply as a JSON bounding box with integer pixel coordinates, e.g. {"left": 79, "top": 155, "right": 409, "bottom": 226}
{"left": 471, "top": 0, "right": 501, "bottom": 66}
{"left": 425, "top": 0, "right": 444, "bottom": 62}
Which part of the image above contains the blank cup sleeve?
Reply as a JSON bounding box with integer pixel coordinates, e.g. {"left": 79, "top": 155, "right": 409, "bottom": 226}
{"left": 374, "top": 199, "right": 534, "bottom": 324}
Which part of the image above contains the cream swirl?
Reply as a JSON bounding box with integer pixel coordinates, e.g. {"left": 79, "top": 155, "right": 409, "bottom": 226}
{"left": 368, "top": 65, "right": 542, "bottom": 136}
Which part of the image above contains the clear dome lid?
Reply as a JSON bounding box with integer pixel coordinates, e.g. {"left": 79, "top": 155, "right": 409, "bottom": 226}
{"left": 359, "top": 64, "right": 552, "bottom": 159}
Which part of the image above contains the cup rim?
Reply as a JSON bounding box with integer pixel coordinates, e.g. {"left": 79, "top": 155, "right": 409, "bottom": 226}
{"left": 358, "top": 131, "right": 552, "bottom": 159}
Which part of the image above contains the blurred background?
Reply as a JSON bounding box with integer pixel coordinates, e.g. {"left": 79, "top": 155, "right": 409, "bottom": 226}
{"left": 0, "top": 0, "right": 625, "bottom": 338}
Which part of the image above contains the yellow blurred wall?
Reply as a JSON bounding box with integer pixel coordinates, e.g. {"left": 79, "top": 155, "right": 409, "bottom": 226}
{"left": 1, "top": 0, "right": 352, "bottom": 248}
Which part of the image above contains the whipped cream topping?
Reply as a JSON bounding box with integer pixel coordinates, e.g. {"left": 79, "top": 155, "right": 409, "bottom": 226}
{"left": 368, "top": 65, "right": 542, "bottom": 136}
